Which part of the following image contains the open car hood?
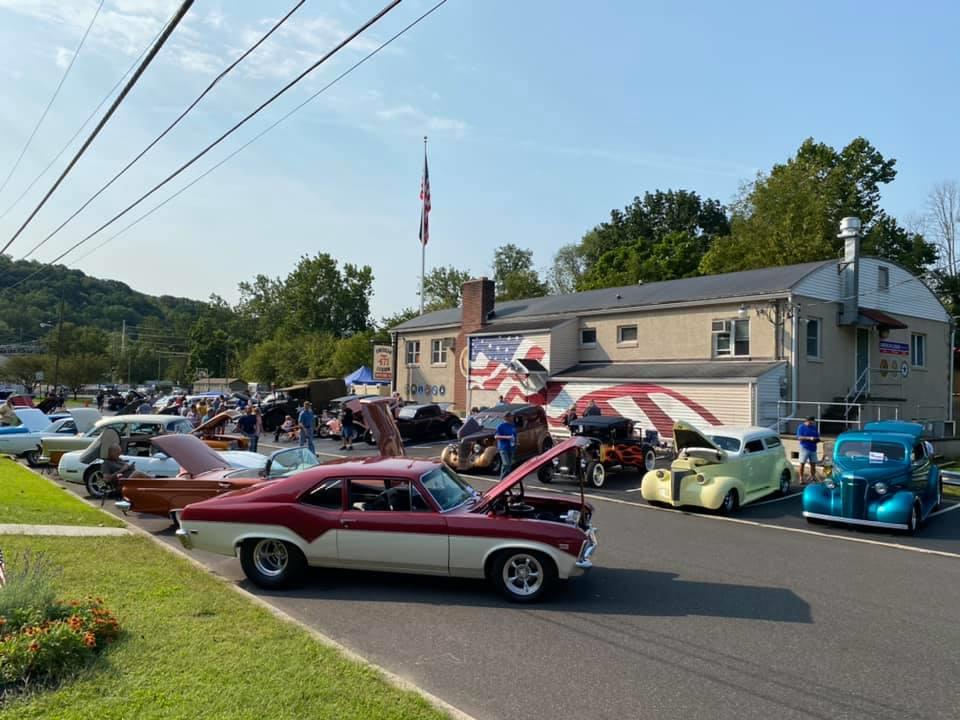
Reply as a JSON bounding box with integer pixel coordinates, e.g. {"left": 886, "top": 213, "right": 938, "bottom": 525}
{"left": 481, "top": 436, "right": 592, "bottom": 505}
{"left": 359, "top": 398, "right": 404, "bottom": 457}
{"left": 15, "top": 408, "right": 51, "bottom": 432}
{"left": 152, "top": 434, "right": 230, "bottom": 476}
{"left": 672, "top": 421, "right": 721, "bottom": 453}
{"left": 68, "top": 408, "right": 101, "bottom": 434}
{"left": 194, "top": 411, "right": 239, "bottom": 434}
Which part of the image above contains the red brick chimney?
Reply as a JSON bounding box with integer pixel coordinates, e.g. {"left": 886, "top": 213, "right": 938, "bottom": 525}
{"left": 454, "top": 277, "right": 495, "bottom": 412}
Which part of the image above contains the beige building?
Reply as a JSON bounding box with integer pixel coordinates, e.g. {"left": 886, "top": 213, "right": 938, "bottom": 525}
{"left": 392, "top": 221, "right": 952, "bottom": 438}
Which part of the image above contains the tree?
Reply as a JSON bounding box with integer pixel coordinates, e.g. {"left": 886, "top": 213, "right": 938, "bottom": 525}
{"left": 492, "top": 244, "right": 548, "bottom": 301}
{"left": 422, "top": 266, "right": 471, "bottom": 311}
{"left": 0, "top": 354, "right": 47, "bottom": 388}
{"left": 57, "top": 354, "right": 109, "bottom": 397}
{"left": 928, "top": 181, "right": 960, "bottom": 278}
{"left": 546, "top": 244, "right": 584, "bottom": 294}
{"left": 699, "top": 137, "right": 936, "bottom": 276}
{"left": 326, "top": 332, "right": 375, "bottom": 377}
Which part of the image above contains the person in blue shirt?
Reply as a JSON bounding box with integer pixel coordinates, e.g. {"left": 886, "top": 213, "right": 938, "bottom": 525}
{"left": 797, "top": 416, "right": 821, "bottom": 484}
{"left": 494, "top": 412, "right": 518, "bottom": 480}
{"left": 298, "top": 401, "right": 316, "bottom": 454}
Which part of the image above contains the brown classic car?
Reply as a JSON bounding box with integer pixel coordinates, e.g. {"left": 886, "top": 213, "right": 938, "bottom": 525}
{"left": 116, "top": 434, "right": 319, "bottom": 523}
{"left": 441, "top": 404, "right": 553, "bottom": 474}
{"left": 193, "top": 411, "right": 249, "bottom": 450}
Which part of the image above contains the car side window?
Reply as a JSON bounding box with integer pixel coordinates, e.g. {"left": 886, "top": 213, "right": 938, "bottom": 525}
{"left": 346, "top": 478, "right": 419, "bottom": 512}
{"left": 764, "top": 436, "right": 782, "bottom": 449}
{"left": 744, "top": 439, "right": 765, "bottom": 454}
{"left": 302, "top": 479, "right": 343, "bottom": 509}
{"left": 913, "top": 443, "right": 926, "bottom": 464}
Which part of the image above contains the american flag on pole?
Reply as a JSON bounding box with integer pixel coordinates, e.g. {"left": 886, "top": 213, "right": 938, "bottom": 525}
{"left": 419, "top": 149, "right": 431, "bottom": 246}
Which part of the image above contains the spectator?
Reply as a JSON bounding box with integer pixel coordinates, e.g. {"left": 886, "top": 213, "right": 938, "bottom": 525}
{"left": 200, "top": 407, "right": 215, "bottom": 425}
{"left": 253, "top": 406, "right": 263, "bottom": 452}
{"left": 95, "top": 390, "right": 105, "bottom": 412}
{"left": 137, "top": 398, "right": 153, "bottom": 414}
{"left": 298, "top": 401, "right": 316, "bottom": 453}
{"left": 562, "top": 404, "right": 578, "bottom": 427}
{"left": 236, "top": 407, "right": 259, "bottom": 453}
{"left": 583, "top": 400, "right": 601, "bottom": 417}
{"left": 340, "top": 403, "right": 356, "bottom": 451}
{"left": 797, "top": 416, "right": 821, "bottom": 484}
{"left": 186, "top": 405, "right": 199, "bottom": 425}
{"left": 494, "top": 411, "right": 517, "bottom": 479}
{"left": 197, "top": 400, "right": 209, "bottom": 418}
{"left": 275, "top": 415, "right": 297, "bottom": 442}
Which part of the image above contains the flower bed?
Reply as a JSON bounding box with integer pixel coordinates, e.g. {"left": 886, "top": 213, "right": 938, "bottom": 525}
{"left": 0, "top": 551, "right": 121, "bottom": 701}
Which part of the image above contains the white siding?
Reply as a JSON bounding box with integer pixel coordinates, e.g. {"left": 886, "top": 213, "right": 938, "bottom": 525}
{"left": 793, "top": 257, "right": 948, "bottom": 322}
{"left": 548, "top": 319, "right": 579, "bottom": 374}
{"left": 755, "top": 364, "right": 786, "bottom": 428}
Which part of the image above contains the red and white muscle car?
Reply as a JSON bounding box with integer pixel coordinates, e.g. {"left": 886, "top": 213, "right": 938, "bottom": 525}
{"left": 177, "top": 401, "right": 597, "bottom": 602}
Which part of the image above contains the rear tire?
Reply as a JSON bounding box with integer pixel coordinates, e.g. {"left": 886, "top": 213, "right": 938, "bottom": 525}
{"left": 643, "top": 448, "right": 657, "bottom": 473}
{"left": 239, "top": 538, "right": 306, "bottom": 589}
{"left": 587, "top": 462, "right": 605, "bottom": 488}
{"left": 488, "top": 454, "right": 502, "bottom": 476}
{"left": 490, "top": 549, "right": 557, "bottom": 603}
{"left": 84, "top": 466, "right": 111, "bottom": 499}
{"left": 23, "top": 448, "right": 42, "bottom": 467}
{"left": 779, "top": 469, "right": 792, "bottom": 496}
{"left": 540, "top": 436, "right": 554, "bottom": 453}
{"left": 538, "top": 465, "right": 553, "bottom": 484}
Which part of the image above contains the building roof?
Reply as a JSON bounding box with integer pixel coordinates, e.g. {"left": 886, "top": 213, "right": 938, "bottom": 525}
{"left": 553, "top": 361, "right": 785, "bottom": 382}
{"left": 392, "top": 261, "right": 831, "bottom": 332}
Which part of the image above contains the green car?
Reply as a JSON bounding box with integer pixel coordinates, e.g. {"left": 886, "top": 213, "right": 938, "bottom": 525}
{"left": 802, "top": 421, "right": 942, "bottom": 534}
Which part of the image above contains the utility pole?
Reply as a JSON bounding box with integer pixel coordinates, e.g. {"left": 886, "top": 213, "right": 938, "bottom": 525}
{"left": 52, "top": 293, "right": 64, "bottom": 390}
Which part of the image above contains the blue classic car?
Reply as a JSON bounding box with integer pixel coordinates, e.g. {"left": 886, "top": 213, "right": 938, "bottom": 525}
{"left": 802, "top": 421, "right": 941, "bottom": 534}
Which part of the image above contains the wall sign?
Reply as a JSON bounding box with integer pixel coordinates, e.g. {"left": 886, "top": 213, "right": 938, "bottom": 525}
{"left": 900, "top": 362, "right": 910, "bottom": 378}
{"left": 879, "top": 341, "right": 909, "bottom": 356}
{"left": 372, "top": 345, "right": 393, "bottom": 382}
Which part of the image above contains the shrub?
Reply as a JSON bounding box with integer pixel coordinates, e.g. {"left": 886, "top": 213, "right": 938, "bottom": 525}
{"left": 0, "top": 550, "right": 60, "bottom": 629}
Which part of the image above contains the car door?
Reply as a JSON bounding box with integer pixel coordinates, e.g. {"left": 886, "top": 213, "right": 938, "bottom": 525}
{"left": 419, "top": 406, "right": 440, "bottom": 439}
{"left": 337, "top": 477, "right": 448, "bottom": 574}
{"left": 297, "top": 477, "right": 346, "bottom": 565}
{"left": 741, "top": 439, "right": 770, "bottom": 495}
{"left": 910, "top": 442, "right": 933, "bottom": 506}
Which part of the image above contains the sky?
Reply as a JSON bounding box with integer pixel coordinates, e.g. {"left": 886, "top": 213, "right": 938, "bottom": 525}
{"left": 0, "top": 0, "right": 958, "bottom": 321}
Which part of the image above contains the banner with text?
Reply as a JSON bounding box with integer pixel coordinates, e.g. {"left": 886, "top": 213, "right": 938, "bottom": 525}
{"left": 373, "top": 345, "right": 393, "bottom": 382}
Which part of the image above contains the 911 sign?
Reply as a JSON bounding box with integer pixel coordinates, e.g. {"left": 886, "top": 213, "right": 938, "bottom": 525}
{"left": 373, "top": 345, "right": 393, "bottom": 382}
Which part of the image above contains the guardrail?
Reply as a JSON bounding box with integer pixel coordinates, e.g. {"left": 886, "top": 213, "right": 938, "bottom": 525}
{"left": 940, "top": 469, "right": 960, "bottom": 487}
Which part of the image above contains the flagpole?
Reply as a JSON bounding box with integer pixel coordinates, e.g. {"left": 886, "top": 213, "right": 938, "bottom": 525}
{"left": 420, "top": 135, "right": 427, "bottom": 315}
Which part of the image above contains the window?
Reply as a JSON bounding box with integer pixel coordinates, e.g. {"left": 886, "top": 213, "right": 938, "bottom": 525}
{"left": 712, "top": 319, "right": 750, "bottom": 357}
{"left": 431, "top": 339, "right": 445, "bottom": 365}
{"left": 878, "top": 266, "right": 889, "bottom": 290}
{"left": 346, "top": 478, "right": 421, "bottom": 512}
{"left": 744, "top": 439, "right": 765, "bottom": 454}
{"left": 764, "top": 436, "right": 782, "bottom": 449}
{"left": 416, "top": 405, "right": 440, "bottom": 419}
{"left": 617, "top": 324, "right": 638, "bottom": 345}
{"left": 709, "top": 435, "right": 741, "bottom": 452}
{"left": 911, "top": 333, "right": 926, "bottom": 368}
{"left": 580, "top": 328, "right": 597, "bottom": 346}
{"left": 302, "top": 479, "right": 343, "bottom": 509}
{"left": 405, "top": 340, "right": 421, "bottom": 365}
{"left": 419, "top": 467, "right": 475, "bottom": 511}
{"left": 806, "top": 318, "right": 821, "bottom": 359}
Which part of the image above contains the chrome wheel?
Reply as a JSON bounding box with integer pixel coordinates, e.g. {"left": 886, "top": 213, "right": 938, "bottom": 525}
{"left": 906, "top": 502, "right": 921, "bottom": 535}
{"left": 501, "top": 553, "right": 543, "bottom": 597}
{"left": 779, "top": 470, "right": 792, "bottom": 495}
{"left": 23, "top": 449, "right": 41, "bottom": 467}
{"left": 589, "top": 462, "right": 606, "bottom": 488}
{"left": 643, "top": 449, "right": 657, "bottom": 473}
{"left": 85, "top": 468, "right": 110, "bottom": 499}
{"left": 252, "top": 539, "right": 289, "bottom": 578}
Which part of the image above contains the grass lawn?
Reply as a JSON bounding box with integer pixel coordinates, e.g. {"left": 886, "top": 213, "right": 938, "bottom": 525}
{"left": 0, "top": 535, "right": 448, "bottom": 719}
{"left": 0, "top": 459, "right": 124, "bottom": 527}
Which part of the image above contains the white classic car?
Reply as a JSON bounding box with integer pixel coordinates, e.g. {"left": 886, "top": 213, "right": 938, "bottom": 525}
{"left": 0, "top": 408, "right": 101, "bottom": 466}
{"left": 58, "top": 446, "right": 268, "bottom": 499}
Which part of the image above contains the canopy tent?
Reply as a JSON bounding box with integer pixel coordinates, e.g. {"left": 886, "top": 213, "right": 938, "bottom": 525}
{"left": 344, "top": 365, "right": 388, "bottom": 386}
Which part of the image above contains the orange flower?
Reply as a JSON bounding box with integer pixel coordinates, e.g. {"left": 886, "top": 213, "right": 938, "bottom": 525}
{"left": 68, "top": 616, "right": 84, "bottom": 630}
{"left": 83, "top": 633, "right": 96, "bottom": 648}
{"left": 28, "top": 642, "right": 40, "bottom": 652}
{"left": 0, "top": 617, "right": 6, "bottom": 626}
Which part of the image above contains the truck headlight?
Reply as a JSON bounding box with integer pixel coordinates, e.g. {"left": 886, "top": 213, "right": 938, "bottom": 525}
{"left": 874, "top": 482, "right": 888, "bottom": 495}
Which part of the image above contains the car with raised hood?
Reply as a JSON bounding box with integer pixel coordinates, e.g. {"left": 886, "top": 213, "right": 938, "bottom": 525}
{"left": 802, "top": 421, "right": 941, "bottom": 534}
{"left": 640, "top": 422, "right": 795, "bottom": 512}
{"left": 0, "top": 408, "right": 100, "bottom": 466}
{"left": 176, "top": 399, "right": 597, "bottom": 603}
{"left": 192, "top": 410, "right": 249, "bottom": 450}
{"left": 441, "top": 404, "right": 552, "bottom": 475}
{"left": 542, "top": 415, "right": 656, "bottom": 488}
{"left": 115, "top": 435, "right": 319, "bottom": 524}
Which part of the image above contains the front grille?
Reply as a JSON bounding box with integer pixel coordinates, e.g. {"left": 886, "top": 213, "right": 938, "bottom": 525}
{"left": 672, "top": 470, "right": 691, "bottom": 502}
{"left": 841, "top": 477, "right": 867, "bottom": 518}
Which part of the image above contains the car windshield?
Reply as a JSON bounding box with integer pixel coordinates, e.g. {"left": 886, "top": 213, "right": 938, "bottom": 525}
{"left": 710, "top": 435, "right": 741, "bottom": 452}
{"left": 478, "top": 415, "right": 507, "bottom": 430}
{"left": 836, "top": 439, "right": 906, "bottom": 464}
{"left": 419, "top": 466, "right": 475, "bottom": 511}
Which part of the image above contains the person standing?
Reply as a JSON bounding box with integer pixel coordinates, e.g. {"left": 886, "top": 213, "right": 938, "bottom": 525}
{"left": 253, "top": 406, "right": 263, "bottom": 453}
{"left": 494, "top": 411, "right": 518, "bottom": 480}
{"left": 236, "top": 406, "right": 259, "bottom": 453}
{"left": 96, "top": 389, "right": 105, "bottom": 412}
{"left": 298, "top": 401, "right": 316, "bottom": 454}
{"left": 562, "top": 404, "right": 578, "bottom": 427}
{"left": 797, "top": 417, "right": 821, "bottom": 484}
{"left": 340, "top": 403, "right": 355, "bottom": 451}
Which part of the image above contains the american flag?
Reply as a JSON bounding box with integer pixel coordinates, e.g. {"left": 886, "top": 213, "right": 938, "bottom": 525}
{"left": 419, "top": 150, "right": 431, "bottom": 247}
{"left": 469, "top": 335, "right": 547, "bottom": 402}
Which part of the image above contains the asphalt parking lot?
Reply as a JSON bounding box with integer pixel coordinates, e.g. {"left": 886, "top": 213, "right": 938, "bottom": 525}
{"left": 41, "top": 435, "right": 960, "bottom": 720}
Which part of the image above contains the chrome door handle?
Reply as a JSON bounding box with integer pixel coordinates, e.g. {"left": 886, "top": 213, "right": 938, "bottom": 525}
{"left": 340, "top": 518, "right": 356, "bottom": 527}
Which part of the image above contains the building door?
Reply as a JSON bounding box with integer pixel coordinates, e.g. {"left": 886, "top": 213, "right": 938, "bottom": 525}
{"left": 855, "top": 328, "right": 870, "bottom": 395}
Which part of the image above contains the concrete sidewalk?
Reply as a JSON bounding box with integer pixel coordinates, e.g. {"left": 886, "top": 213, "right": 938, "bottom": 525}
{"left": 0, "top": 524, "right": 131, "bottom": 537}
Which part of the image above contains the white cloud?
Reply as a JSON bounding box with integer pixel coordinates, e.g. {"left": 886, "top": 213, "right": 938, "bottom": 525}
{"left": 376, "top": 105, "right": 417, "bottom": 120}
{"left": 54, "top": 46, "right": 73, "bottom": 68}
{"left": 375, "top": 103, "right": 468, "bottom": 139}
{"left": 174, "top": 47, "right": 221, "bottom": 75}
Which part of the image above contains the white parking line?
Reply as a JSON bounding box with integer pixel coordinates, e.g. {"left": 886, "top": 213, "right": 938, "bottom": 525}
{"left": 745, "top": 491, "right": 802, "bottom": 507}
{"left": 929, "top": 503, "right": 960, "bottom": 518}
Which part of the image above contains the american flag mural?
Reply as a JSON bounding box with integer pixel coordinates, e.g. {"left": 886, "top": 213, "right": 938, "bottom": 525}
{"left": 468, "top": 334, "right": 725, "bottom": 436}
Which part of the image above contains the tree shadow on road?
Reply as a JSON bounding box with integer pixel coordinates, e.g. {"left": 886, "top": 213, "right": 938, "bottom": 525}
{"left": 259, "top": 565, "right": 812, "bottom": 624}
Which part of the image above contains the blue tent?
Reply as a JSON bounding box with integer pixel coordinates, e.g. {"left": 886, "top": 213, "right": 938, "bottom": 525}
{"left": 344, "top": 365, "right": 387, "bottom": 385}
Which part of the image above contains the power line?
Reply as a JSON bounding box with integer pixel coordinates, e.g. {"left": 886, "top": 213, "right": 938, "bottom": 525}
{"left": 0, "top": 19, "right": 169, "bottom": 223}
{"left": 0, "top": 0, "right": 105, "bottom": 198}
{"left": 0, "top": 0, "right": 194, "bottom": 257}
{"left": 19, "top": 0, "right": 307, "bottom": 262}
{"left": 5, "top": 0, "right": 402, "bottom": 277}
{"left": 70, "top": 0, "right": 450, "bottom": 269}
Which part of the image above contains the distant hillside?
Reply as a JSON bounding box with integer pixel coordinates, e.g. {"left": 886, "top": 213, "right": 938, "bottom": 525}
{"left": 0, "top": 256, "right": 207, "bottom": 343}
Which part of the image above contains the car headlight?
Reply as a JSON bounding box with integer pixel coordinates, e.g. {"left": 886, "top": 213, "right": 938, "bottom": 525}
{"left": 695, "top": 474, "right": 706, "bottom": 485}
{"left": 874, "top": 482, "right": 888, "bottom": 495}
{"left": 656, "top": 470, "right": 664, "bottom": 479}
{"left": 552, "top": 457, "right": 559, "bottom": 467}
{"left": 580, "top": 458, "right": 588, "bottom": 468}
{"left": 825, "top": 480, "right": 837, "bottom": 490}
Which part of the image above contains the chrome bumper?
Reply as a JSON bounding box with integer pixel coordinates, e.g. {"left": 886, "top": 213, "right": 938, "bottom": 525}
{"left": 802, "top": 511, "right": 908, "bottom": 530}
{"left": 175, "top": 528, "right": 194, "bottom": 550}
{"left": 576, "top": 528, "right": 598, "bottom": 569}
{"left": 115, "top": 500, "right": 131, "bottom": 512}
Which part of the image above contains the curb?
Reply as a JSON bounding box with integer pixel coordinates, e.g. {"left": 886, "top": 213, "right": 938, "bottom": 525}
{"left": 28, "top": 467, "right": 478, "bottom": 720}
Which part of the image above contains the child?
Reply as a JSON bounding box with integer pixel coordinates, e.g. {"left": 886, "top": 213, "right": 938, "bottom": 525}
{"left": 280, "top": 415, "right": 298, "bottom": 442}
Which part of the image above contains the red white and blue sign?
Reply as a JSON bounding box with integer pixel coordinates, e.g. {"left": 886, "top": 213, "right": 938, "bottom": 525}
{"left": 879, "top": 341, "right": 909, "bottom": 356}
